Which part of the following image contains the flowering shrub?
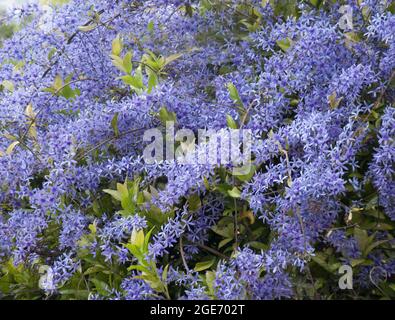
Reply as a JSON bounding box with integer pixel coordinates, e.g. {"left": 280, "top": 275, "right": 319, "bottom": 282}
{"left": 0, "top": 0, "right": 394, "bottom": 300}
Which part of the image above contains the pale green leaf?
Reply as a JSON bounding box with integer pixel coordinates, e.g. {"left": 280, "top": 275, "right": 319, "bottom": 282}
{"left": 194, "top": 258, "right": 216, "bottom": 272}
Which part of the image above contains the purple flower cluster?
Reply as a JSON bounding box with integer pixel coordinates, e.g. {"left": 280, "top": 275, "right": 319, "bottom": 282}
{"left": 0, "top": 0, "right": 394, "bottom": 299}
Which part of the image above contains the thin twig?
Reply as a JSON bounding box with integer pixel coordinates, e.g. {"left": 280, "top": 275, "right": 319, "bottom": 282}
{"left": 20, "top": 78, "right": 97, "bottom": 142}
{"left": 41, "top": 9, "right": 106, "bottom": 79}
{"left": 179, "top": 236, "right": 190, "bottom": 272}
{"left": 189, "top": 241, "right": 230, "bottom": 260}
{"left": 295, "top": 207, "right": 319, "bottom": 300}
{"left": 373, "top": 69, "right": 395, "bottom": 110}
{"left": 282, "top": 143, "right": 319, "bottom": 299}
{"left": 239, "top": 101, "right": 254, "bottom": 129}
{"left": 76, "top": 127, "right": 147, "bottom": 160}
{"left": 233, "top": 194, "right": 239, "bottom": 250}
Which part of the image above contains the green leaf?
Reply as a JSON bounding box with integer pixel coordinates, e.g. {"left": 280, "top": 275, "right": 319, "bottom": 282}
{"left": 125, "top": 243, "right": 144, "bottom": 261}
{"left": 6, "top": 141, "right": 19, "bottom": 155}
{"left": 78, "top": 24, "right": 97, "bottom": 32}
{"left": 228, "top": 187, "right": 241, "bottom": 198}
{"left": 136, "top": 273, "right": 164, "bottom": 292}
{"left": 227, "top": 82, "right": 243, "bottom": 107}
{"left": 127, "top": 265, "right": 150, "bottom": 273}
{"left": 131, "top": 228, "right": 145, "bottom": 248}
{"left": 111, "top": 55, "right": 128, "bottom": 73}
{"left": 350, "top": 259, "right": 368, "bottom": 268}
{"left": 194, "top": 258, "right": 216, "bottom": 272}
{"left": 312, "top": 254, "right": 339, "bottom": 274}
{"left": 58, "top": 289, "right": 89, "bottom": 299}
{"left": 1, "top": 80, "right": 14, "bottom": 92}
{"left": 53, "top": 74, "right": 63, "bottom": 91}
{"left": 239, "top": 210, "right": 255, "bottom": 225}
{"left": 144, "top": 227, "right": 155, "bottom": 253}
{"left": 188, "top": 194, "right": 201, "bottom": 212}
{"left": 88, "top": 223, "right": 97, "bottom": 234}
{"left": 119, "top": 75, "right": 142, "bottom": 89}
{"left": 91, "top": 279, "right": 110, "bottom": 296}
{"left": 328, "top": 92, "right": 343, "bottom": 109}
{"left": 354, "top": 227, "right": 370, "bottom": 254}
{"left": 309, "top": 0, "right": 322, "bottom": 8}
{"left": 233, "top": 164, "right": 256, "bottom": 182}
{"left": 185, "top": 4, "right": 193, "bottom": 17}
{"left": 103, "top": 189, "right": 122, "bottom": 201}
{"left": 60, "top": 85, "right": 73, "bottom": 99}
{"left": 164, "top": 53, "right": 183, "bottom": 66}
{"left": 111, "top": 112, "right": 120, "bottom": 137}
{"left": 112, "top": 35, "right": 123, "bottom": 56}
{"left": 226, "top": 114, "right": 238, "bottom": 129}
{"left": 158, "top": 107, "right": 177, "bottom": 124}
{"left": 3, "top": 134, "right": 18, "bottom": 141}
{"left": 205, "top": 271, "right": 216, "bottom": 296}
{"left": 147, "top": 21, "right": 154, "bottom": 32}
{"left": 162, "top": 264, "right": 169, "bottom": 283}
{"left": 48, "top": 47, "right": 57, "bottom": 60}
{"left": 218, "top": 238, "right": 233, "bottom": 249}
{"left": 147, "top": 72, "right": 158, "bottom": 93}
{"left": 345, "top": 32, "right": 361, "bottom": 43}
{"left": 57, "top": 74, "right": 80, "bottom": 100}
{"left": 133, "top": 67, "right": 144, "bottom": 89}
{"left": 364, "top": 240, "right": 389, "bottom": 256}
{"left": 211, "top": 222, "right": 234, "bottom": 238}
{"left": 270, "top": 0, "right": 298, "bottom": 18}
{"left": 116, "top": 181, "right": 134, "bottom": 214}
{"left": 247, "top": 241, "right": 268, "bottom": 250}
{"left": 83, "top": 266, "right": 105, "bottom": 275}
{"left": 123, "top": 51, "right": 133, "bottom": 74}
{"left": 42, "top": 87, "right": 56, "bottom": 94}
{"left": 276, "top": 37, "right": 291, "bottom": 52}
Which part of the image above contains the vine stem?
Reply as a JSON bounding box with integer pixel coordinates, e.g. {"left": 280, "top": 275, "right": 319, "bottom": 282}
{"left": 75, "top": 127, "right": 147, "bottom": 160}
{"left": 189, "top": 241, "right": 230, "bottom": 261}
{"left": 295, "top": 207, "right": 319, "bottom": 300}
{"left": 20, "top": 78, "right": 97, "bottom": 142}
{"left": 360, "top": 69, "right": 395, "bottom": 122}
{"left": 372, "top": 69, "right": 395, "bottom": 110}
{"left": 233, "top": 194, "right": 239, "bottom": 250}
{"left": 179, "top": 236, "right": 190, "bottom": 272}
{"left": 282, "top": 142, "right": 319, "bottom": 299}
{"left": 41, "top": 9, "right": 106, "bottom": 79}
{"left": 239, "top": 101, "right": 255, "bottom": 129}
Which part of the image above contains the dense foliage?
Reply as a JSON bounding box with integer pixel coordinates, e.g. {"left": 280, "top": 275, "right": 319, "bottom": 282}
{"left": 0, "top": 0, "right": 394, "bottom": 300}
